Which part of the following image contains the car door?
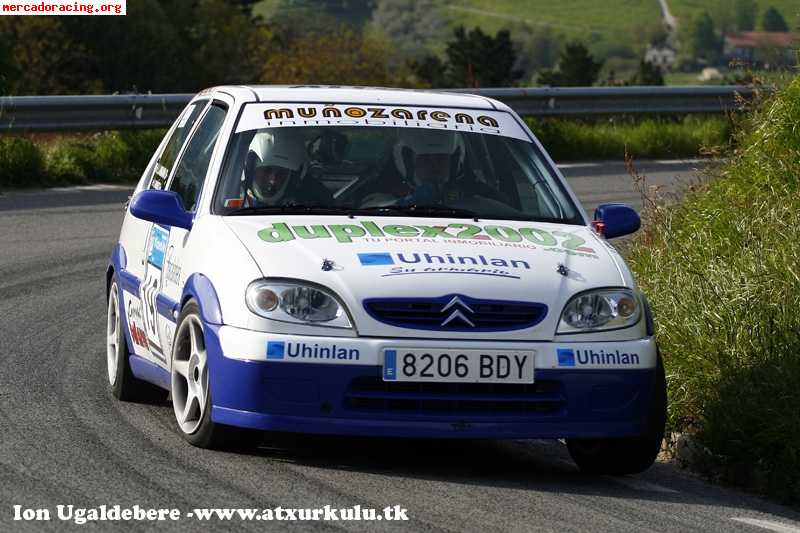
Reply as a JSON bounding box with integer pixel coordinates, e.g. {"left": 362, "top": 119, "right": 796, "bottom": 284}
{"left": 121, "top": 100, "right": 209, "bottom": 363}
{"left": 146, "top": 102, "right": 229, "bottom": 366}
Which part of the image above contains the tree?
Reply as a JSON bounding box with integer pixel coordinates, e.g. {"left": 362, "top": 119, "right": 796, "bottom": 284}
{"left": 444, "top": 26, "right": 521, "bottom": 87}
{"left": 762, "top": 7, "right": 789, "bottom": 31}
{"left": 262, "top": 26, "right": 402, "bottom": 86}
{"left": 629, "top": 60, "right": 665, "bottom": 86}
{"left": 408, "top": 55, "right": 449, "bottom": 88}
{"left": 0, "top": 17, "right": 101, "bottom": 94}
{"left": 0, "top": 32, "right": 18, "bottom": 95}
{"left": 228, "top": 0, "right": 260, "bottom": 15}
{"left": 734, "top": 0, "right": 758, "bottom": 31}
{"left": 513, "top": 25, "right": 561, "bottom": 83}
{"left": 686, "top": 12, "right": 722, "bottom": 64}
{"left": 536, "top": 42, "right": 603, "bottom": 87}
{"left": 188, "top": 0, "right": 272, "bottom": 88}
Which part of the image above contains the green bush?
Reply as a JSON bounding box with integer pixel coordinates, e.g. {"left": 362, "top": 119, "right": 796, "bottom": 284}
{"left": 2, "top": 129, "right": 166, "bottom": 189}
{"left": 626, "top": 77, "right": 800, "bottom": 504}
{"left": 528, "top": 115, "right": 732, "bottom": 161}
{"left": 45, "top": 140, "right": 93, "bottom": 184}
{"left": 0, "top": 136, "right": 45, "bottom": 188}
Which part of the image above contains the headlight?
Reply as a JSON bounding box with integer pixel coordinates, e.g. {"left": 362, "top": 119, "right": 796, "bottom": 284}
{"left": 557, "top": 289, "right": 641, "bottom": 334}
{"left": 246, "top": 280, "right": 352, "bottom": 328}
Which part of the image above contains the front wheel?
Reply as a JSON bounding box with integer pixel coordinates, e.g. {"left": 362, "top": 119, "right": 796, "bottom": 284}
{"left": 566, "top": 354, "right": 667, "bottom": 475}
{"left": 170, "top": 301, "right": 251, "bottom": 449}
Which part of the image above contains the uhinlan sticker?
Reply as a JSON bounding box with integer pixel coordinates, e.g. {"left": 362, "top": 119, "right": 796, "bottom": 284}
{"left": 234, "top": 103, "right": 531, "bottom": 141}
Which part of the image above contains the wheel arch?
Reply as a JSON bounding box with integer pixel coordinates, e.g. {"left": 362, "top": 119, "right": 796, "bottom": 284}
{"left": 107, "top": 243, "right": 127, "bottom": 299}
{"left": 180, "top": 273, "right": 223, "bottom": 326}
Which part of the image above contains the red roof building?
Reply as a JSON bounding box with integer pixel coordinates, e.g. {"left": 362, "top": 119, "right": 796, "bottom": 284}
{"left": 724, "top": 32, "right": 798, "bottom": 66}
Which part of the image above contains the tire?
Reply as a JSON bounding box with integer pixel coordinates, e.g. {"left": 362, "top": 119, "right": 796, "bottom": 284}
{"left": 566, "top": 353, "right": 667, "bottom": 475}
{"left": 107, "top": 274, "right": 164, "bottom": 402}
{"left": 170, "top": 301, "right": 253, "bottom": 449}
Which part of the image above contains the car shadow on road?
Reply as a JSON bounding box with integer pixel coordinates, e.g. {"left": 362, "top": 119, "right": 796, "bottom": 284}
{"left": 229, "top": 431, "right": 800, "bottom": 518}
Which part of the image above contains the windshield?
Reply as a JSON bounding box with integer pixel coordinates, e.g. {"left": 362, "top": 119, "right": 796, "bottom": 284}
{"left": 213, "top": 103, "right": 583, "bottom": 224}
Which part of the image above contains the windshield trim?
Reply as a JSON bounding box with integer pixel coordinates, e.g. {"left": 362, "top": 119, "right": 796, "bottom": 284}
{"left": 210, "top": 104, "right": 585, "bottom": 226}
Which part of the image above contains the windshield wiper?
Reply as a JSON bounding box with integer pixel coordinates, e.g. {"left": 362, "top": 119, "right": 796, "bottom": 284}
{"left": 351, "top": 204, "right": 480, "bottom": 220}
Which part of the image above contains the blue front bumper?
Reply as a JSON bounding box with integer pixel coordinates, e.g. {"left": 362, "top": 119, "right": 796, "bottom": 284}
{"left": 205, "top": 326, "right": 657, "bottom": 439}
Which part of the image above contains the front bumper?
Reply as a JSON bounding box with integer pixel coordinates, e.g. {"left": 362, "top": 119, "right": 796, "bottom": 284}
{"left": 204, "top": 326, "right": 659, "bottom": 439}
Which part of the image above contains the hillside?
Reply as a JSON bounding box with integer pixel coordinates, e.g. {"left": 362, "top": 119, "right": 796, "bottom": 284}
{"left": 252, "top": 0, "right": 799, "bottom": 84}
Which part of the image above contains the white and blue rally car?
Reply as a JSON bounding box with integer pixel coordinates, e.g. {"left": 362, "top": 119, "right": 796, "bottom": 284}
{"left": 106, "top": 86, "right": 666, "bottom": 474}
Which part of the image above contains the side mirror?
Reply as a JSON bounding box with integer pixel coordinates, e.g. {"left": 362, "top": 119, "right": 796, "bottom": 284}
{"left": 593, "top": 203, "right": 640, "bottom": 239}
{"left": 130, "top": 190, "right": 193, "bottom": 230}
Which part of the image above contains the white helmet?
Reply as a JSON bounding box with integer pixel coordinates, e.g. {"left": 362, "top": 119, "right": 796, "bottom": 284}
{"left": 249, "top": 132, "right": 307, "bottom": 204}
{"left": 393, "top": 129, "right": 463, "bottom": 186}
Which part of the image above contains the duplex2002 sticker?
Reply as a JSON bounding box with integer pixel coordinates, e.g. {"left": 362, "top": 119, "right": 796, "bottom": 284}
{"left": 258, "top": 220, "right": 598, "bottom": 258}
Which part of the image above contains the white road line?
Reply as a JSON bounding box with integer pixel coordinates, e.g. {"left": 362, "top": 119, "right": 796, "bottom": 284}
{"left": 557, "top": 159, "right": 707, "bottom": 169}
{"left": 605, "top": 476, "right": 680, "bottom": 494}
{"left": 731, "top": 517, "right": 800, "bottom": 533}
{"left": 557, "top": 163, "right": 603, "bottom": 169}
{"left": 653, "top": 158, "right": 705, "bottom": 165}
{"left": 48, "top": 184, "right": 131, "bottom": 192}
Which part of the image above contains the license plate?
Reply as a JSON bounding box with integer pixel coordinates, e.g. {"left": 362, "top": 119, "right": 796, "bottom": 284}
{"left": 382, "top": 349, "right": 535, "bottom": 383}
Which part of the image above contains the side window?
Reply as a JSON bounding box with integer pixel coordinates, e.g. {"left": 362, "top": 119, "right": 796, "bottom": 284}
{"left": 148, "top": 101, "right": 208, "bottom": 190}
{"left": 168, "top": 104, "right": 227, "bottom": 211}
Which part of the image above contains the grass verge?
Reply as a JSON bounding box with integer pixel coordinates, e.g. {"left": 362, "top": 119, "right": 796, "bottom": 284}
{"left": 626, "top": 76, "right": 800, "bottom": 505}
{"left": 527, "top": 115, "right": 732, "bottom": 161}
{"left": 1, "top": 116, "right": 731, "bottom": 190}
{"left": 0, "top": 130, "right": 164, "bottom": 190}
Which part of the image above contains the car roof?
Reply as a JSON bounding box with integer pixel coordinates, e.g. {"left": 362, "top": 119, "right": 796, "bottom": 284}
{"left": 202, "top": 85, "right": 510, "bottom": 112}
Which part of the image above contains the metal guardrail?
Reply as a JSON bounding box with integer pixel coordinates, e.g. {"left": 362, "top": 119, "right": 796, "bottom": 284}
{"left": 455, "top": 86, "right": 760, "bottom": 116}
{"left": 0, "top": 94, "right": 191, "bottom": 132}
{"left": 0, "top": 86, "right": 759, "bottom": 132}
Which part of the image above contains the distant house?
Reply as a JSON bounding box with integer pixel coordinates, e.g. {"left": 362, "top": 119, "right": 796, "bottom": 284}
{"left": 723, "top": 32, "right": 798, "bottom": 67}
{"left": 644, "top": 45, "right": 676, "bottom": 72}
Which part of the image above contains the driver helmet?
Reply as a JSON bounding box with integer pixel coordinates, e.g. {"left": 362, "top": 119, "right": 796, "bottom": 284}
{"left": 393, "top": 129, "right": 463, "bottom": 188}
{"left": 249, "top": 132, "right": 307, "bottom": 205}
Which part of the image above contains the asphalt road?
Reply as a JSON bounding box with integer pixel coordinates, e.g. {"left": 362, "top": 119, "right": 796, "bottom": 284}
{"left": 1, "top": 161, "right": 799, "bottom": 532}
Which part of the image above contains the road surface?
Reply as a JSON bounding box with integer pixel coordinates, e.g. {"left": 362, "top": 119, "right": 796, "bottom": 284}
{"left": 1, "top": 161, "right": 798, "bottom": 532}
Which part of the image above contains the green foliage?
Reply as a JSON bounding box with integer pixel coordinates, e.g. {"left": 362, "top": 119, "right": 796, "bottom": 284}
{"left": 408, "top": 55, "right": 449, "bottom": 88}
{"left": 735, "top": 0, "right": 759, "bottom": 30}
{"left": 262, "top": 24, "right": 405, "bottom": 86}
{"left": 411, "top": 25, "right": 521, "bottom": 88}
{"left": 628, "top": 60, "right": 666, "bottom": 86}
{"left": 527, "top": 116, "right": 730, "bottom": 161}
{"left": 537, "top": 42, "right": 603, "bottom": 87}
{"left": 761, "top": 6, "right": 789, "bottom": 31}
{"left": 513, "top": 25, "right": 562, "bottom": 83}
{"left": 370, "top": 0, "right": 445, "bottom": 59}
{"left": 626, "top": 76, "right": 800, "bottom": 504}
{"left": 0, "top": 0, "right": 268, "bottom": 95}
{"left": 0, "top": 137, "right": 45, "bottom": 188}
{"left": 0, "top": 32, "right": 18, "bottom": 95}
{"left": 1, "top": 130, "right": 164, "bottom": 189}
{"left": 0, "top": 17, "right": 102, "bottom": 94}
{"left": 686, "top": 12, "right": 723, "bottom": 64}
{"left": 444, "top": 26, "right": 520, "bottom": 88}
{"left": 45, "top": 141, "right": 93, "bottom": 184}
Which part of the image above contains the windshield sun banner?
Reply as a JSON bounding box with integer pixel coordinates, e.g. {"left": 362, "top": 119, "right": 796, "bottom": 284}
{"left": 234, "top": 103, "right": 531, "bottom": 141}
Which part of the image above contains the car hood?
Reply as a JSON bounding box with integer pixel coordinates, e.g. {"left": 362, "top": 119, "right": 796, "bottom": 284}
{"left": 223, "top": 215, "right": 627, "bottom": 340}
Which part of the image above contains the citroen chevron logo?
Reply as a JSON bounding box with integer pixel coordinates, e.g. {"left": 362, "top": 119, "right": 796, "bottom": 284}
{"left": 440, "top": 296, "right": 475, "bottom": 328}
